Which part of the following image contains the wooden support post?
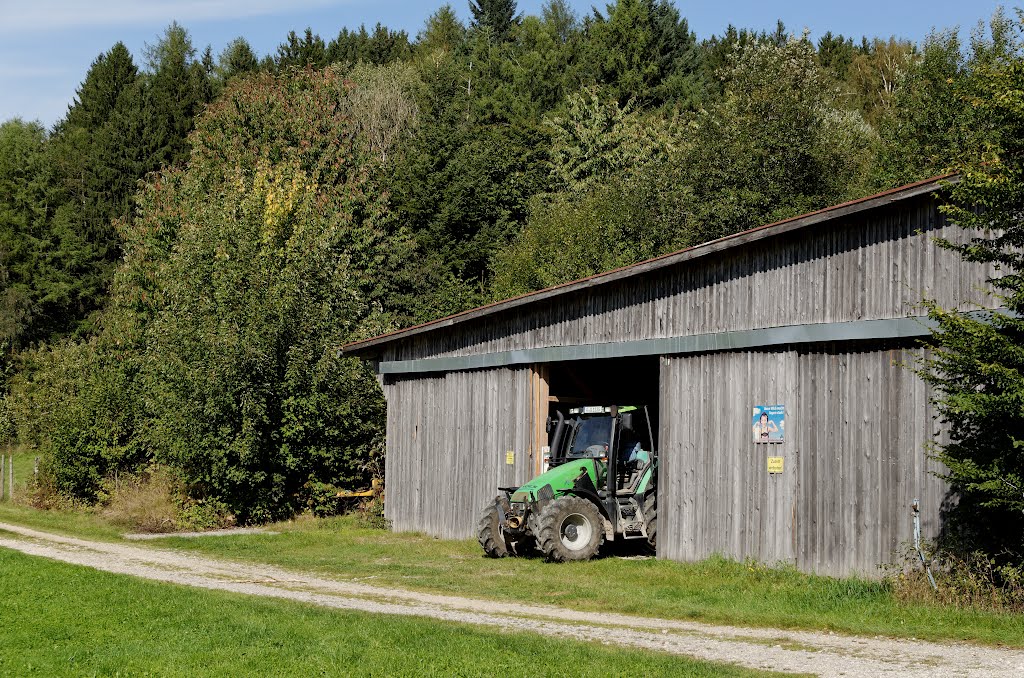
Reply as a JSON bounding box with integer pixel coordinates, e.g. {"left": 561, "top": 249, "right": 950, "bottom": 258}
{"left": 530, "top": 364, "right": 550, "bottom": 477}
{"left": 7, "top": 453, "right": 12, "bottom": 502}
{"left": 1, "top": 453, "right": 5, "bottom": 501}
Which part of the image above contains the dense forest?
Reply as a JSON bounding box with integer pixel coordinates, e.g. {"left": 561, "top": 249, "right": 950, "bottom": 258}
{"left": 0, "top": 1, "right": 1021, "bottom": 536}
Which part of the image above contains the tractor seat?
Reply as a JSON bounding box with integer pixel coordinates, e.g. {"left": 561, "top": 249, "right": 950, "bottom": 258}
{"left": 616, "top": 462, "right": 651, "bottom": 495}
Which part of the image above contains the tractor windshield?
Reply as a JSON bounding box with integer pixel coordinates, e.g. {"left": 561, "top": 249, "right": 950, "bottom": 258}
{"left": 567, "top": 416, "right": 613, "bottom": 458}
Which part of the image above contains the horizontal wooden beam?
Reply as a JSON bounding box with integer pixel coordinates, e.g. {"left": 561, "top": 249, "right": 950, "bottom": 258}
{"left": 375, "top": 310, "right": 999, "bottom": 376}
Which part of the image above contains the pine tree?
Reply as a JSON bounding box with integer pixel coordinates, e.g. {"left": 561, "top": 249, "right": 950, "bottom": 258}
{"left": 327, "top": 26, "right": 370, "bottom": 64}
{"left": 582, "top": 0, "right": 702, "bottom": 108}
{"left": 55, "top": 41, "right": 141, "bottom": 226}
{"left": 0, "top": 120, "right": 52, "bottom": 350}
{"left": 63, "top": 42, "right": 138, "bottom": 132}
{"left": 817, "top": 32, "right": 857, "bottom": 81}
{"left": 919, "top": 13, "right": 1024, "bottom": 561}
{"left": 367, "top": 23, "right": 413, "bottom": 64}
{"left": 217, "top": 37, "right": 259, "bottom": 82}
{"left": 417, "top": 5, "right": 466, "bottom": 55}
{"left": 276, "top": 28, "right": 327, "bottom": 69}
{"left": 144, "top": 22, "right": 214, "bottom": 169}
{"left": 469, "top": 0, "right": 521, "bottom": 43}
{"left": 37, "top": 42, "right": 148, "bottom": 341}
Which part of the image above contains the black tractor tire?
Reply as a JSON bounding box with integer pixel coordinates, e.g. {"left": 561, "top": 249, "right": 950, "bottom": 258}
{"left": 536, "top": 496, "right": 604, "bottom": 562}
{"left": 477, "top": 501, "right": 509, "bottom": 558}
{"left": 643, "top": 487, "right": 657, "bottom": 554}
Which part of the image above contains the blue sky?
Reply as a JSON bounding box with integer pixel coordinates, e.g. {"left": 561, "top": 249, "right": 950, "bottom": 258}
{"left": 0, "top": 0, "right": 1010, "bottom": 128}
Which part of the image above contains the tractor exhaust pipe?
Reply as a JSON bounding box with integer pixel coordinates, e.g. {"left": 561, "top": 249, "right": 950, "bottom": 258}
{"left": 549, "top": 411, "right": 567, "bottom": 463}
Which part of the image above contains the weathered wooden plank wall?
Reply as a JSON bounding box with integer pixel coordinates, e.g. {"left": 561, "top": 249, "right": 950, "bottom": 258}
{"left": 794, "top": 344, "right": 947, "bottom": 576}
{"left": 660, "top": 350, "right": 801, "bottom": 567}
{"left": 382, "top": 366, "right": 538, "bottom": 539}
{"left": 660, "top": 343, "right": 947, "bottom": 577}
{"left": 384, "top": 199, "right": 995, "bottom": 363}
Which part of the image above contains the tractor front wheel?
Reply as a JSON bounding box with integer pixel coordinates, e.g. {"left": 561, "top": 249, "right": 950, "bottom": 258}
{"left": 537, "top": 496, "right": 604, "bottom": 562}
{"left": 643, "top": 486, "right": 657, "bottom": 554}
{"left": 477, "top": 501, "right": 508, "bottom": 558}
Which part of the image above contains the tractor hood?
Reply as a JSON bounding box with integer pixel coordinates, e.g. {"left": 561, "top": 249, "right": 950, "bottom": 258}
{"left": 510, "top": 457, "right": 604, "bottom": 503}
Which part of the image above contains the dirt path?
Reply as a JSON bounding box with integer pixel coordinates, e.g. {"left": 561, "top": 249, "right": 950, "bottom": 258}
{"left": 1, "top": 522, "right": 1021, "bottom": 677}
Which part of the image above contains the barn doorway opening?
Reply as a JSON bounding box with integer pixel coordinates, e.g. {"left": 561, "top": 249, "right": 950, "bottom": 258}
{"left": 537, "top": 355, "right": 661, "bottom": 557}
{"left": 544, "top": 355, "right": 661, "bottom": 449}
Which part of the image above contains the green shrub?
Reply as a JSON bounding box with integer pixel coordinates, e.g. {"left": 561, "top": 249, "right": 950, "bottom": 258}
{"left": 8, "top": 340, "right": 145, "bottom": 502}
{"left": 354, "top": 494, "right": 389, "bottom": 530}
{"left": 890, "top": 544, "right": 1024, "bottom": 613}
{"left": 175, "top": 498, "right": 235, "bottom": 532}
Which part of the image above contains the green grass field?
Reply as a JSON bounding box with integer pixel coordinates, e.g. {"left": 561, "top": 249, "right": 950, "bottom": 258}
{"left": 2, "top": 503, "right": 1022, "bottom": 648}
{"left": 0, "top": 548, "right": 777, "bottom": 677}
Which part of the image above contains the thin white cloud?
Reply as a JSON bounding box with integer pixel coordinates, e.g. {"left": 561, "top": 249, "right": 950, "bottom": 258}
{"left": 0, "top": 0, "right": 342, "bottom": 33}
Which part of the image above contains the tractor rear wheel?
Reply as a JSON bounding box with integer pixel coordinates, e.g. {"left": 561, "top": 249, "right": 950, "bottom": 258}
{"left": 477, "top": 501, "right": 508, "bottom": 558}
{"left": 537, "top": 496, "right": 604, "bottom": 562}
{"left": 643, "top": 487, "right": 657, "bottom": 554}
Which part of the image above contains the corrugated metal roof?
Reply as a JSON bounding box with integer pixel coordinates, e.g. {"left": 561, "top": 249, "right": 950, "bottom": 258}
{"left": 342, "top": 174, "right": 955, "bottom": 355}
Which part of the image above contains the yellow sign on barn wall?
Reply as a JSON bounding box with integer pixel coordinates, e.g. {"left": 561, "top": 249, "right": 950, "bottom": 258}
{"left": 767, "top": 456, "right": 784, "bottom": 474}
{"left": 506, "top": 451, "right": 515, "bottom": 465}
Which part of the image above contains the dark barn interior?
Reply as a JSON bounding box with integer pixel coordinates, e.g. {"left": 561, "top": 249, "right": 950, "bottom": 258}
{"left": 545, "top": 356, "right": 660, "bottom": 447}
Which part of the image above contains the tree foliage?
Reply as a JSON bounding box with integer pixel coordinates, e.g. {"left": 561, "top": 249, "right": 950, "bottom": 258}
{"left": 844, "top": 37, "right": 917, "bottom": 125}
{"left": 7, "top": 4, "right": 1024, "bottom": 532}
{"left": 0, "top": 120, "right": 58, "bottom": 351}
{"left": 470, "top": 0, "right": 522, "bottom": 43}
{"left": 682, "top": 35, "right": 876, "bottom": 233}
{"left": 493, "top": 34, "right": 877, "bottom": 297}
{"left": 921, "top": 17, "right": 1024, "bottom": 557}
{"left": 545, "top": 86, "right": 672, "bottom": 193}
{"left": 133, "top": 70, "right": 405, "bottom": 520}
{"left": 217, "top": 38, "right": 259, "bottom": 83}
{"left": 873, "top": 9, "right": 1019, "bottom": 187}
{"left": 582, "top": 0, "right": 702, "bottom": 107}
{"left": 11, "top": 70, "right": 408, "bottom": 520}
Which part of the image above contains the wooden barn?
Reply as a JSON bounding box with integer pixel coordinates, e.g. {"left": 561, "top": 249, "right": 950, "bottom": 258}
{"left": 342, "top": 175, "right": 996, "bottom": 577}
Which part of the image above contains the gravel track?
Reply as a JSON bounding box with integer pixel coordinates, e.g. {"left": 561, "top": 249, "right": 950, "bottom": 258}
{"left": 1, "top": 521, "right": 1022, "bottom": 677}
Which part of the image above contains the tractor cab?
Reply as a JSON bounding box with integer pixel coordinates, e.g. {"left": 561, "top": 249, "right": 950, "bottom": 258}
{"left": 478, "top": 404, "right": 658, "bottom": 562}
{"left": 548, "top": 405, "right": 654, "bottom": 496}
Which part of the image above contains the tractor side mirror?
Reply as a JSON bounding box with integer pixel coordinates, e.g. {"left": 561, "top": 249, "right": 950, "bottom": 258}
{"left": 546, "top": 416, "right": 554, "bottom": 434}
{"left": 620, "top": 412, "right": 634, "bottom": 431}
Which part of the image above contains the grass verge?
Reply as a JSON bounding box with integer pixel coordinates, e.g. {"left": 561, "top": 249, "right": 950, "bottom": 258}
{"left": 0, "top": 548, "right": 772, "bottom": 677}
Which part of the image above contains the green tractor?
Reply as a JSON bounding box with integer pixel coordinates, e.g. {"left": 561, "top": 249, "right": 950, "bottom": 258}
{"left": 478, "top": 405, "right": 657, "bottom": 562}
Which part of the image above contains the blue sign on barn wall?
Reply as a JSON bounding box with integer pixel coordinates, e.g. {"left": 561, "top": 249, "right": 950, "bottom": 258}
{"left": 752, "top": 405, "right": 785, "bottom": 443}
